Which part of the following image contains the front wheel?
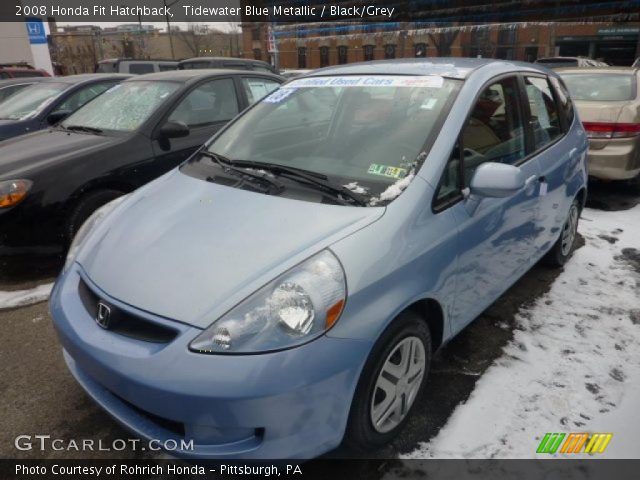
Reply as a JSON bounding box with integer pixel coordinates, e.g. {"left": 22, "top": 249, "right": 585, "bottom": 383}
{"left": 544, "top": 198, "right": 580, "bottom": 267}
{"left": 344, "top": 311, "right": 431, "bottom": 452}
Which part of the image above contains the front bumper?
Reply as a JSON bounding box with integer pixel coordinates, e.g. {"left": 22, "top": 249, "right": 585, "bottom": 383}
{"left": 49, "top": 265, "right": 372, "bottom": 459}
{"left": 587, "top": 135, "right": 640, "bottom": 180}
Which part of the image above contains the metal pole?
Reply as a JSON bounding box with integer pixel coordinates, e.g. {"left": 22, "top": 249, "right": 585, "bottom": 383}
{"left": 164, "top": 0, "right": 175, "bottom": 59}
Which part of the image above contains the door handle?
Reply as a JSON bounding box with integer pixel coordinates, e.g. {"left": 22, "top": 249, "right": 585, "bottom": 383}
{"left": 524, "top": 175, "right": 538, "bottom": 188}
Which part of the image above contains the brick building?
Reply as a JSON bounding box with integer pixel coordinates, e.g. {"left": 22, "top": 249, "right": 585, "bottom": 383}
{"left": 241, "top": 0, "right": 640, "bottom": 69}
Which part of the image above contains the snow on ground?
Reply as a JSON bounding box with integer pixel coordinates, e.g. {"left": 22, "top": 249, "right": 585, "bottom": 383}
{"left": 405, "top": 205, "right": 640, "bottom": 459}
{"left": 0, "top": 283, "right": 53, "bottom": 310}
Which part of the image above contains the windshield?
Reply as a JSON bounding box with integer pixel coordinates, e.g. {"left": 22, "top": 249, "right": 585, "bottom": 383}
{"left": 0, "top": 82, "right": 67, "bottom": 120}
{"left": 61, "top": 81, "right": 179, "bottom": 132}
{"left": 204, "top": 75, "right": 460, "bottom": 203}
{"left": 560, "top": 73, "right": 636, "bottom": 102}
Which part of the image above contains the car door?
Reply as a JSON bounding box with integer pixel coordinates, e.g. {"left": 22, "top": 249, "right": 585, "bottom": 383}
{"left": 150, "top": 76, "right": 242, "bottom": 169}
{"left": 443, "top": 75, "right": 543, "bottom": 335}
{"left": 525, "top": 74, "right": 579, "bottom": 255}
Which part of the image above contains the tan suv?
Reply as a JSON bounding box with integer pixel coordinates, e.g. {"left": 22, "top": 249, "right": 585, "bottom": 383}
{"left": 558, "top": 67, "right": 640, "bottom": 183}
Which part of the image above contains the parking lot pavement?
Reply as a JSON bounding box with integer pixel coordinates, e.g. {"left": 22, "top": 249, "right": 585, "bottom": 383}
{"left": 0, "top": 182, "right": 638, "bottom": 460}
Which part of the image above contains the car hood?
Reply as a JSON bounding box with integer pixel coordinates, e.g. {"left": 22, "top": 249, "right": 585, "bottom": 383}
{"left": 78, "top": 170, "right": 385, "bottom": 328}
{"left": 0, "top": 129, "right": 117, "bottom": 178}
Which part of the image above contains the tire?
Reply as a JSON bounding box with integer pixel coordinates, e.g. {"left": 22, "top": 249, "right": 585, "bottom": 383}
{"left": 544, "top": 198, "right": 580, "bottom": 267}
{"left": 344, "top": 310, "right": 431, "bottom": 452}
{"left": 66, "top": 189, "right": 124, "bottom": 243}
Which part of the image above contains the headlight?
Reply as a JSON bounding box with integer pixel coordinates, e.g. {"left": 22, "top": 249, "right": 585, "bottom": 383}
{"left": 63, "top": 195, "right": 127, "bottom": 273}
{"left": 0, "top": 180, "right": 32, "bottom": 208}
{"left": 190, "top": 249, "right": 346, "bottom": 354}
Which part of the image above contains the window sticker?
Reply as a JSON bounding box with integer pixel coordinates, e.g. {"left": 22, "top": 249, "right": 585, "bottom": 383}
{"left": 263, "top": 87, "right": 297, "bottom": 103}
{"left": 288, "top": 75, "right": 444, "bottom": 89}
{"left": 368, "top": 163, "right": 408, "bottom": 179}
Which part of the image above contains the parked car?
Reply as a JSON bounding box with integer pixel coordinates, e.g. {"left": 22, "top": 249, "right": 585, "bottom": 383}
{"left": 558, "top": 67, "right": 640, "bottom": 182}
{"left": 535, "top": 57, "right": 608, "bottom": 69}
{"left": 178, "top": 57, "right": 279, "bottom": 75}
{"left": 95, "top": 58, "right": 178, "bottom": 74}
{"left": 0, "top": 64, "right": 50, "bottom": 79}
{"left": 0, "top": 70, "right": 282, "bottom": 256}
{"left": 0, "top": 77, "right": 48, "bottom": 103}
{"left": 49, "top": 58, "right": 587, "bottom": 459}
{"left": 0, "top": 74, "right": 130, "bottom": 141}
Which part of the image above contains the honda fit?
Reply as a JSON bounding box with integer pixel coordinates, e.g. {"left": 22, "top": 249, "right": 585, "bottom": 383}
{"left": 50, "top": 59, "right": 588, "bottom": 459}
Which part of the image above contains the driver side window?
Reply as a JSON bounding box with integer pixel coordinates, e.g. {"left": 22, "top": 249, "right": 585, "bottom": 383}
{"left": 460, "top": 76, "right": 526, "bottom": 187}
{"left": 168, "top": 78, "right": 239, "bottom": 128}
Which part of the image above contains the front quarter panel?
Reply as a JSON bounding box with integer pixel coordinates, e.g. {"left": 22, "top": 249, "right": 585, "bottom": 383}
{"left": 328, "top": 176, "right": 457, "bottom": 343}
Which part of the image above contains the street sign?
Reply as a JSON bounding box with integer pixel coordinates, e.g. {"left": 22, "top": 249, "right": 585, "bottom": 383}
{"left": 25, "top": 17, "right": 47, "bottom": 45}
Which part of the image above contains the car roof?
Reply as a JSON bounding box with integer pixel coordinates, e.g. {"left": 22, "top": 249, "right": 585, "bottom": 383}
{"left": 42, "top": 73, "right": 132, "bottom": 84}
{"left": 179, "top": 57, "right": 267, "bottom": 64}
{"left": 0, "top": 77, "right": 48, "bottom": 87}
{"left": 124, "top": 69, "right": 282, "bottom": 83}
{"left": 302, "top": 58, "right": 548, "bottom": 80}
{"left": 555, "top": 67, "right": 638, "bottom": 75}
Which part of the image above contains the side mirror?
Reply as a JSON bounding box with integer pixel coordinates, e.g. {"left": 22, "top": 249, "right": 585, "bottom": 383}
{"left": 465, "top": 162, "right": 526, "bottom": 215}
{"left": 470, "top": 162, "right": 525, "bottom": 198}
{"left": 158, "top": 121, "right": 189, "bottom": 139}
{"left": 47, "top": 110, "right": 71, "bottom": 125}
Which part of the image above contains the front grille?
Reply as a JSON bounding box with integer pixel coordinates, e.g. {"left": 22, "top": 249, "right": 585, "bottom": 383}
{"left": 78, "top": 279, "right": 179, "bottom": 343}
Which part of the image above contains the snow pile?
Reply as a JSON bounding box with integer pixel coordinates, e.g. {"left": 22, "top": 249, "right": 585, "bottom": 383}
{"left": 343, "top": 182, "right": 369, "bottom": 194}
{"left": 0, "top": 283, "right": 53, "bottom": 310}
{"left": 369, "top": 173, "right": 415, "bottom": 206}
{"left": 404, "top": 205, "right": 640, "bottom": 459}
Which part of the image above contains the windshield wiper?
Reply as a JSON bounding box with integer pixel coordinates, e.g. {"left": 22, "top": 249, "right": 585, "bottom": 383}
{"left": 227, "top": 160, "right": 369, "bottom": 206}
{"left": 63, "top": 125, "right": 103, "bottom": 134}
{"left": 201, "top": 151, "right": 284, "bottom": 194}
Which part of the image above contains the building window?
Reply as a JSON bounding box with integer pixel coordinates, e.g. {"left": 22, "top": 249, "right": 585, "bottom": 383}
{"left": 298, "top": 47, "right": 307, "bottom": 68}
{"left": 498, "top": 28, "right": 516, "bottom": 45}
{"left": 384, "top": 44, "right": 396, "bottom": 59}
{"left": 253, "top": 48, "right": 262, "bottom": 60}
{"left": 251, "top": 25, "right": 261, "bottom": 41}
{"left": 320, "top": 46, "right": 329, "bottom": 67}
{"left": 414, "top": 43, "right": 427, "bottom": 57}
{"left": 338, "top": 45, "right": 348, "bottom": 64}
{"left": 363, "top": 44, "right": 375, "bottom": 61}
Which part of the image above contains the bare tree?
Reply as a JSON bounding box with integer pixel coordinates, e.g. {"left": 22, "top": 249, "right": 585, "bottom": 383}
{"left": 178, "top": 25, "right": 210, "bottom": 57}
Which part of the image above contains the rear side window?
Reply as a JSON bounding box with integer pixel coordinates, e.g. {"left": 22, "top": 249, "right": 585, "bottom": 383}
{"left": 128, "top": 63, "right": 155, "bottom": 75}
{"left": 549, "top": 76, "right": 575, "bottom": 128}
{"left": 523, "top": 76, "right": 562, "bottom": 150}
{"left": 181, "top": 61, "right": 213, "bottom": 69}
{"left": 560, "top": 73, "right": 636, "bottom": 102}
{"left": 10, "top": 71, "right": 42, "bottom": 78}
{"left": 159, "top": 64, "right": 177, "bottom": 72}
{"left": 241, "top": 77, "right": 280, "bottom": 104}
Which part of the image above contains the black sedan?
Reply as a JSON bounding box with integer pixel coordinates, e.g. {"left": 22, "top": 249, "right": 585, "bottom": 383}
{"left": 0, "top": 70, "right": 283, "bottom": 256}
{"left": 0, "top": 77, "right": 48, "bottom": 103}
{"left": 0, "top": 74, "right": 130, "bottom": 141}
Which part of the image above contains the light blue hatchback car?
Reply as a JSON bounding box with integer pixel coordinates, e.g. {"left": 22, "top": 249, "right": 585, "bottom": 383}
{"left": 50, "top": 58, "right": 588, "bottom": 459}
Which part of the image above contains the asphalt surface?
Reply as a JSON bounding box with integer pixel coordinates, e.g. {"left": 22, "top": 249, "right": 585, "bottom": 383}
{"left": 0, "top": 180, "right": 638, "bottom": 460}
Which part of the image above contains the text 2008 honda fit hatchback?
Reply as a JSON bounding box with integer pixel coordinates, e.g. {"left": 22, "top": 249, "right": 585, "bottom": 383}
{"left": 50, "top": 59, "right": 588, "bottom": 459}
